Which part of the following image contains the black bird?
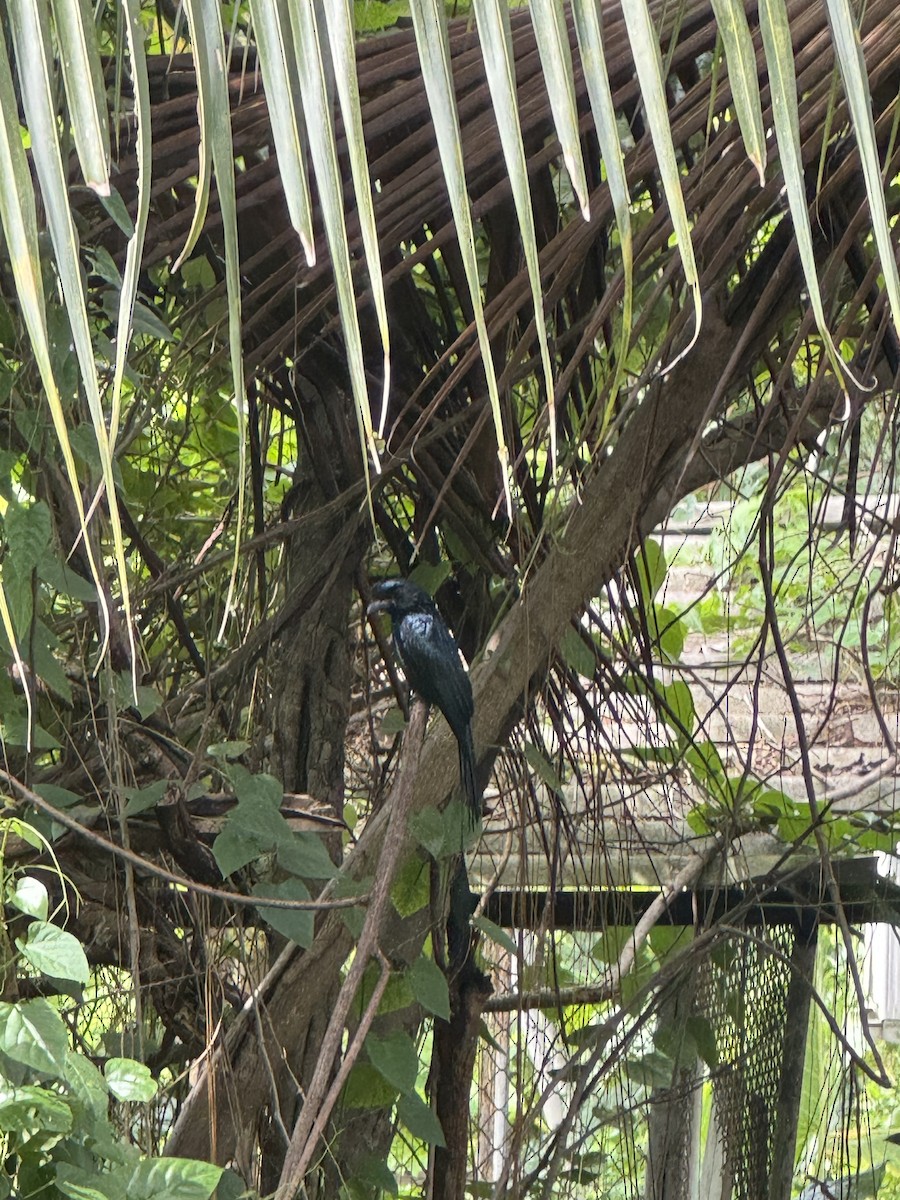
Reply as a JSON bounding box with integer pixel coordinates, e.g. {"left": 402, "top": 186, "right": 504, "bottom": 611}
{"left": 368, "top": 579, "right": 481, "bottom": 822}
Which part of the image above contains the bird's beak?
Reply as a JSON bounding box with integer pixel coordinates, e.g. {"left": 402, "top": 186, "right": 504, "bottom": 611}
{"left": 367, "top": 598, "right": 390, "bottom": 618}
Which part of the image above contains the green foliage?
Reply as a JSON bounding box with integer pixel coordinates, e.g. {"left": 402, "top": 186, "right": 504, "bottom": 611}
{"left": 367, "top": 1030, "right": 419, "bottom": 1095}
{"left": 0, "top": 826, "right": 224, "bottom": 1200}
{"left": 0, "top": 491, "right": 98, "bottom": 747}
{"left": 396, "top": 1092, "right": 446, "bottom": 1147}
{"left": 560, "top": 626, "right": 597, "bottom": 679}
{"left": 523, "top": 742, "right": 564, "bottom": 798}
{"left": 408, "top": 956, "right": 451, "bottom": 1022}
{"left": 472, "top": 916, "right": 517, "bottom": 956}
{"left": 390, "top": 855, "right": 430, "bottom": 918}
{"left": 211, "top": 760, "right": 337, "bottom": 926}
{"left": 251, "top": 879, "right": 315, "bottom": 947}
{"left": 0, "top": 7, "right": 893, "bottom": 1196}
{"left": 16, "top": 921, "right": 90, "bottom": 985}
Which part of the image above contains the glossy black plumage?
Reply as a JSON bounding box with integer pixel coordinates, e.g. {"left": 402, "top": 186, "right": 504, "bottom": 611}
{"left": 368, "top": 579, "right": 481, "bottom": 822}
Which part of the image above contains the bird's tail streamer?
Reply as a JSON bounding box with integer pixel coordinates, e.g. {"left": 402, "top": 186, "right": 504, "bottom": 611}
{"left": 459, "top": 725, "right": 481, "bottom": 824}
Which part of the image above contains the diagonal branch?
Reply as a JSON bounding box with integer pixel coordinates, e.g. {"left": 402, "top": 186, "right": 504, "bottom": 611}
{"left": 166, "top": 296, "right": 740, "bottom": 1165}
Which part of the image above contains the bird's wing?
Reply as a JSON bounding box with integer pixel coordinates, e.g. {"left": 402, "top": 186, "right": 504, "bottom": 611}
{"left": 395, "top": 611, "right": 474, "bottom": 732}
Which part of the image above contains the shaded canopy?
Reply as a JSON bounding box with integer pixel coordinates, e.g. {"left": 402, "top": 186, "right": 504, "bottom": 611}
{"left": 3, "top": 0, "right": 900, "bottom": 1191}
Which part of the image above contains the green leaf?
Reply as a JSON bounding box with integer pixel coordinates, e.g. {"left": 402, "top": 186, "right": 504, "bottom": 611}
{"left": 129, "top": 685, "right": 160, "bottom": 721}
{"left": 233, "top": 770, "right": 283, "bottom": 808}
{"left": 17, "top": 922, "right": 90, "bottom": 983}
{"left": 252, "top": 879, "right": 315, "bottom": 948}
{"left": 408, "top": 807, "right": 445, "bottom": 859}
{"left": 686, "top": 807, "right": 713, "bottom": 836}
{"left": 1, "top": 715, "right": 61, "bottom": 749}
{"left": 36, "top": 552, "right": 97, "bottom": 601}
{"left": 529, "top": 0, "right": 590, "bottom": 219}
{"left": 619, "top": 959, "right": 655, "bottom": 1008}
{"left": 357, "top": 959, "right": 412, "bottom": 1016}
{"left": 618, "top": 0, "right": 702, "bottom": 366}
{"left": 49, "top": 0, "right": 111, "bottom": 194}
{"left": 64, "top": 1051, "right": 109, "bottom": 1119}
{"left": 471, "top": 916, "right": 517, "bottom": 956}
{"left": 0, "top": 1083, "right": 73, "bottom": 1134}
{"left": 9, "top": 876, "right": 48, "bottom": 920}
{"left": 396, "top": 1092, "right": 446, "bottom": 1147}
{"left": 33, "top": 783, "right": 81, "bottom": 809}
{"left": 685, "top": 741, "right": 726, "bottom": 797}
{"left": 105, "top": 1057, "right": 157, "bottom": 1102}
{"left": 708, "top": 0, "right": 766, "bottom": 181}
{"left": 54, "top": 1164, "right": 119, "bottom": 1200}
{"left": 408, "top": 561, "right": 452, "bottom": 595}
{"left": 320, "top": 0, "right": 392, "bottom": 438}
{"left": 659, "top": 681, "right": 695, "bottom": 740}
{"left": 1, "top": 564, "right": 32, "bottom": 642}
{"left": 351, "top": 1155, "right": 398, "bottom": 1198}
{"left": 205, "top": 1169, "right": 245, "bottom": 1200}
{"left": 408, "top": 956, "right": 451, "bottom": 1021}
{"left": 129, "top": 299, "right": 173, "bottom": 342}
{"left": 648, "top": 925, "right": 691, "bottom": 961}
{"left": 471, "top": 0, "right": 556, "bottom": 460}
{"left": 696, "top": 593, "right": 726, "bottom": 635}
{"left": 366, "top": 1030, "right": 419, "bottom": 1095}
{"left": 523, "top": 742, "right": 563, "bottom": 796}
{"left": 353, "top": 0, "right": 407, "bottom": 32}
{"left": 0, "top": 22, "right": 110, "bottom": 689}
{"left": 0, "top": 998, "right": 68, "bottom": 1074}
{"left": 174, "top": 0, "right": 248, "bottom": 669}
{"left": 5, "top": 500, "right": 52, "bottom": 571}
{"left": 824, "top": 0, "right": 900, "bottom": 347}
{"left": 652, "top": 605, "right": 685, "bottom": 663}
{"left": 408, "top": 0, "right": 512, "bottom": 513}
{"left": 212, "top": 771, "right": 294, "bottom": 874}
{"left": 207, "top": 740, "right": 250, "bottom": 761}
{"left": 32, "top": 627, "right": 73, "bottom": 704}
{"left": 571, "top": 0, "right": 633, "bottom": 417}
{"left": 560, "top": 626, "right": 596, "bottom": 679}
{"left": 441, "top": 800, "right": 482, "bottom": 851}
{"left": 118, "top": 1157, "right": 224, "bottom": 1200}
{"left": 250, "top": 0, "right": 315, "bottom": 260}
{"left": 390, "top": 855, "right": 430, "bottom": 918}
{"left": 634, "top": 539, "right": 666, "bottom": 607}
{"left": 626, "top": 1047, "right": 677, "bottom": 1089}
{"left": 122, "top": 780, "right": 169, "bottom": 817}
{"left": 98, "top": 185, "right": 135, "bottom": 237}
{"left": 212, "top": 824, "right": 269, "bottom": 877}
{"left": 0, "top": 817, "right": 45, "bottom": 849}
{"left": 778, "top": 809, "right": 814, "bottom": 845}
{"left": 758, "top": 0, "right": 850, "bottom": 390}
{"left": 342, "top": 1062, "right": 399, "bottom": 1109}
{"left": 276, "top": 831, "right": 338, "bottom": 879}
{"left": 8, "top": 0, "right": 134, "bottom": 676}
{"left": 283, "top": 0, "right": 381, "bottom": 486}
{"left": 591, "top": 927, "right": 632, "bottom": 965}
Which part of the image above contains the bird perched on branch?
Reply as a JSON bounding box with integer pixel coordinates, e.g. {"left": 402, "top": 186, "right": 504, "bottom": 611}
{"left": 368, "top": 578, "right": 481, "bottom": 823}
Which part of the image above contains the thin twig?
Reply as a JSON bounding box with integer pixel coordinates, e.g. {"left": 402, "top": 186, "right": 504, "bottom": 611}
{"left": 291, "top": 949, "right": 393, "bottom": 1181}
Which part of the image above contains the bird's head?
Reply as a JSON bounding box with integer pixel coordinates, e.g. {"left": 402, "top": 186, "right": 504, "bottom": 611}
{"left": 367, "top": 579, "right": 435, "bottom": 621}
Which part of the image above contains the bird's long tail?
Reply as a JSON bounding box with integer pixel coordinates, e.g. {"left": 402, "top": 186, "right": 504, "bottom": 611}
{"left": 458, "top": 723, "right": 482, "bottom": 824}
